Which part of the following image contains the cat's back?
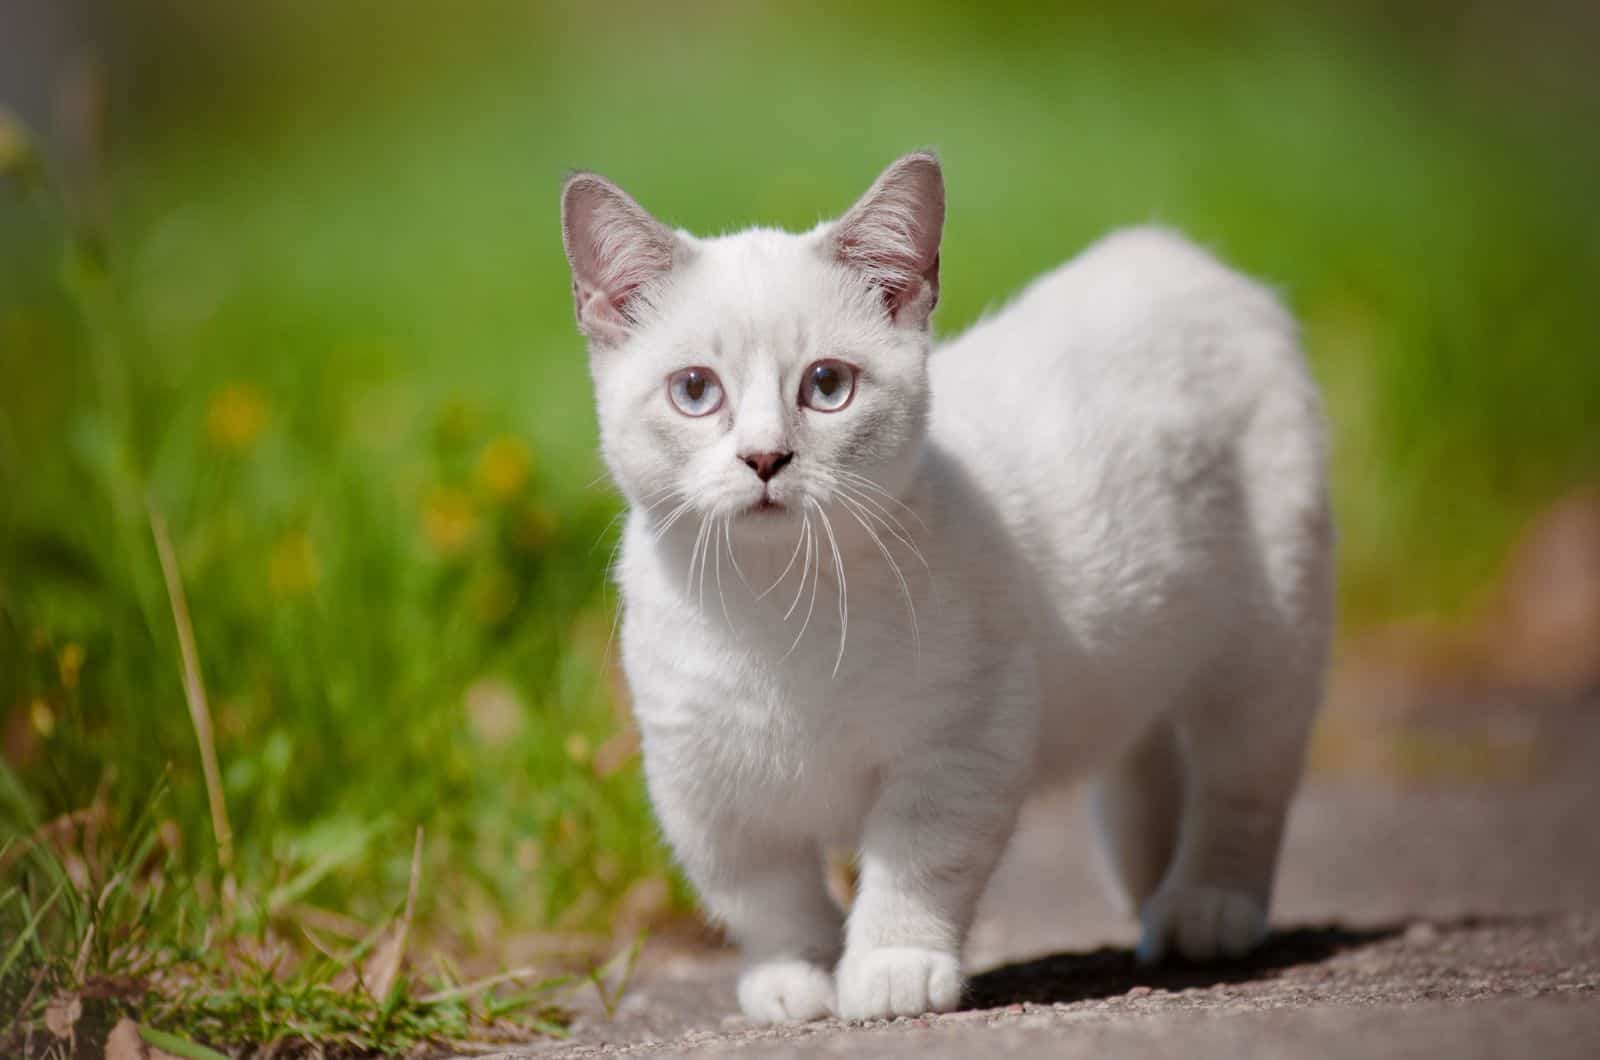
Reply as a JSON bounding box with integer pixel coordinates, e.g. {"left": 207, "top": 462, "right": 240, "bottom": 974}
{"left": 931, "top": 225, "right": 1303, "bottom": 444}
{"left": 930, "top": 225, "right": 1317, "bottom": 519}
{"left": 928, "top": 225, "right": 1328, "bottom": 733}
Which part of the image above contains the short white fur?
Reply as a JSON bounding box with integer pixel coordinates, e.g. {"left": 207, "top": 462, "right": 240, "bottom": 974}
{"left": 560, "top": 153, "right": 1333, "bottom": 1023}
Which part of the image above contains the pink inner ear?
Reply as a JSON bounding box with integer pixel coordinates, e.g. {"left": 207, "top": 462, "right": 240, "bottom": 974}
{"left": 588, "top": 217, "right": 671, "bottom": 306}
{"left": 563, "top": 176, "right": 678, "bottom": 340}
{"left": 833, "top": 156, "right": 944, "bottom": 323}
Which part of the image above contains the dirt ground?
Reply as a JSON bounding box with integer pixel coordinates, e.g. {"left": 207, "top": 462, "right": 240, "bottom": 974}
{"left": 478, "top": 696, "right": 1600, "bottom": 1058}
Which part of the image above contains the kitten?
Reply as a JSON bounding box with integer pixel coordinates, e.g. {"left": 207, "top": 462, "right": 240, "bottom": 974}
{"left": 560, "top": 153, "right": 1332, "bottom": 1023}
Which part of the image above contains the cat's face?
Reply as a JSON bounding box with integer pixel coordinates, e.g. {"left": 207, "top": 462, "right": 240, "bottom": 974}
{"left": 562, "top": 154, "right": 945, "bottom": 545}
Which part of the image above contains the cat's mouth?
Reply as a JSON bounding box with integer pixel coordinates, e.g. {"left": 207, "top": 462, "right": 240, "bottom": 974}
{"left": 748, "top": 495, "right": 787, "bottom": 515}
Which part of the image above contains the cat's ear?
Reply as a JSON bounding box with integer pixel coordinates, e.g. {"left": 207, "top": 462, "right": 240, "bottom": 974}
{"left": 829, "top": 151, "right": 945, "bottom": 328}
{"left": 561, "top": 173, "right": 684, "bottom": 347}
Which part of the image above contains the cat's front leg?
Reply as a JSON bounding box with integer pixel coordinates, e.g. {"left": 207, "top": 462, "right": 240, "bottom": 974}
{"left": 650, "top": 777, "right": 843, "bottom": 1022}
{"left": 719, "top": 848, "right": 844, "bottom": 1024}
{"left": 836, "top": 738, "right": 1030, "bottom": 1020}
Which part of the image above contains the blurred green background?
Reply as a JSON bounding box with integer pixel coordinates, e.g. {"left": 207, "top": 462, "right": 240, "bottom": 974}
{"left": 3, "top": 0, "right": 1598, "bottom": 958}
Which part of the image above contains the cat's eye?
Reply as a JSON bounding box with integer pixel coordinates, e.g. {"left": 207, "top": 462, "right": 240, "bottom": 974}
{"left": 799, "top": 360, "right": 857, "bottom": 413}
{"left": 667, "top": 367, "right": 724, "bottom": 417}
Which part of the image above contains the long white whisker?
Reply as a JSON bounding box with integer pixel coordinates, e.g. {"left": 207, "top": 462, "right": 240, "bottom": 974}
{"left": 835, "top": 468, "right": 929, "bottom": 531}
{"left": 761, "top": 517, "right": 808, "bottom": 601}
{"left": 722, "top": 517, "right": 751, "bottom": 590}
{"left": 836, "top": 482, "right": 929, "bottom": 571}
{"left": 590, "top": 507, "right": 631, "bottom": 557}
{"left": 839, "top": 494, "right": 920, "bottom": 659}
{"left": 685, "top": 515, "right": 711, "bottom": 602}
{"left": 654, "top": 497, "right": 695, "bottom": 539}
{"left": 785, "top": 506, "right": 821, "bottom": 657}
{"left": 697, "top": 513, "right": 713, "bottom": 615}
{"left": 602, "top": 533, "right": 627, "bottom": 669}
{"left": 814, "top": 502, "right": 848, "bottom": 677}
{"left": 714, "top": 516, "right": 733, "bottom": 626}
{"left": 782, "top": 515, "right": 813, "bottom": 622}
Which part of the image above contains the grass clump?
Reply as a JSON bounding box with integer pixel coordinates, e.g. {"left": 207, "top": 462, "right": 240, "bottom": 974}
{"left": 1, "top": 797, "right": 573, "bottom": 1057}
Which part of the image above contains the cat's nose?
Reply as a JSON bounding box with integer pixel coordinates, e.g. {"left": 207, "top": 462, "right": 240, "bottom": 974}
{"left": 741, "top": 450, "right": 794, "bottom": 483}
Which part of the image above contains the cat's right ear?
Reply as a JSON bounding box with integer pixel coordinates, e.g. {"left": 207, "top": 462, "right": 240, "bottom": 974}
{"left": 561, "top": 173, "right": 683, "bottom": 347}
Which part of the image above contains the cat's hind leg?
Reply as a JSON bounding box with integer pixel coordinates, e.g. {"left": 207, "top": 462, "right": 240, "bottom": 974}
{"left": 1090, "top": 718, "right": 1183, "bottom": 915}
{"left": 1134, "top": 660, "right": 1322, "bottom": 964}
{"left": 1137, "top": 366, "right": 1333, "bottom": 964}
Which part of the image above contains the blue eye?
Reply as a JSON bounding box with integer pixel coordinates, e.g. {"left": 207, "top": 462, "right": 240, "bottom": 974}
{"left": 800, "top": 360, "right": 856, "bottom": 412}
{"left": 667, "top": 367, "right": 724, "bottom": 417}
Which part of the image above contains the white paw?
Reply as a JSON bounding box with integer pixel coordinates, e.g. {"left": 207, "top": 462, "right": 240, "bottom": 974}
{"left": 836, "top": 947, "right": 962, "bottom": 1021}
{"left": 737, "top": 959, "right": 837, "bottom": 1023}
{"left": 1137, "top": 884, "right": 1268, "bottom": 964}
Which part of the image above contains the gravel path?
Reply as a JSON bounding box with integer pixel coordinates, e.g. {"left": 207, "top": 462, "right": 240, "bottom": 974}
{"left": 480, "top": 698, "right": 1600, "bottom": 1058}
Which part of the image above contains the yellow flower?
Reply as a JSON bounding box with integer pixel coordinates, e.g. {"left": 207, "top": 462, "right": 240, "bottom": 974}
{"left": 268, "top": 531, "right": 320, "bottom": 597}
{"left": 57, "top": 643, "right": 85, "bottom": 690}
{"left": 475, "top": 435, "right": 534, "bottom": 501}
{"left": 206, "top": 383, "right": 270, "bottom": 452}
{"left": 423, "top": 485, "right": 479, "bottom": 558}
{"left": 30, "top": 698, "right": 54, "bottom": 738}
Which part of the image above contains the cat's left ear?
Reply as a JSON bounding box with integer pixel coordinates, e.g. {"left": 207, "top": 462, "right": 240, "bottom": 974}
{"left": 828, "top": 151, "right": 945, "bottom": 329}
{"left": 561, "top": 172, "right": 685, "bottom": 348}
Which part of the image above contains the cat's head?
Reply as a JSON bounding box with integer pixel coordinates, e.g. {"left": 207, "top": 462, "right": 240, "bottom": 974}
{"left": 561, "top": 153, "right": 944, "bottom": 543}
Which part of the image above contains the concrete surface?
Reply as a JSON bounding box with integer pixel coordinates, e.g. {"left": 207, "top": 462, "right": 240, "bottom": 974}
{"left": 480, "top": 698, "right": 1600, "bottom": 1058}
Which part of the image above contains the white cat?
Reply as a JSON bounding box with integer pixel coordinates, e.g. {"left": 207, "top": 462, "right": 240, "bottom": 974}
{"left": 560, "top": 153, "right": 1333, "bottom": 1024}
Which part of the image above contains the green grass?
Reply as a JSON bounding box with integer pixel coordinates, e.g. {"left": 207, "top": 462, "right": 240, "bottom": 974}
{"left": 2, "top": 1, "right": 1598, "bottom": 1052}
{"left": 0, "top": 783, "right": 573, "bottom": 1056}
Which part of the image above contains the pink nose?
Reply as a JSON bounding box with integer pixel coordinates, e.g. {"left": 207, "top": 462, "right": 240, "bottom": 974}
{"left": 741, "top": 450, "right": 793, "bottom": 483}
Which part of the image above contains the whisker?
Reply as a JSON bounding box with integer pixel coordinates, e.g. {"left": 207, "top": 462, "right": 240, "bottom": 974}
{"left": 814, "top": 502, "right": 849, "bottom": 677}
{"left": 782, "top": 514, "right": 813, "bottom": 622}
{"left": 834, "top": 468, "right": 930, "bottom": 532}
{"left": 714, "top": 516, "right": 733, "bottom": 626}
{"left": 589, "top": 507, "right": 630, "bottom": 558}
{"left": 654, "top": 498, "right": 696, "bottom": 540}
{"left": 759, "top": 517, "right": 808, "bottom": 601}
{"left": 839, "top": 493, "right": 921, "bottom": 658}
{"left": 835, "top": 482, "right": 929, "bottom": 571}
{"left": 685, "top": 515, "right": 711, "bottom": 602}
{"left": 697, "top": 513, "right": 713, "bottom": 615}
{"left": 722, "top": 517, "right": 751, "bottom": 590}
{"left": 602, "top": 533, "right": 627, "bottom": 669}
{"left": 785, "top": 505, "right": 822, "bottom": 657}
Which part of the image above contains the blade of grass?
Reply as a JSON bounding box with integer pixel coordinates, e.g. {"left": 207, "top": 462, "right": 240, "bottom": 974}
{"left": 148, "top": 501, "right": 234, "bottom": 873}
{"left": 419, "top": 966, "right": 572, "bottom": 1005}
{"left": 138, "top": 1025, "right": 231, "bottom": 1060}
{"left": 372, "top": 826, "right": 423, "bottom": 1011}
{"left": 0, "top": 880, "right": 65, "bottom": 981}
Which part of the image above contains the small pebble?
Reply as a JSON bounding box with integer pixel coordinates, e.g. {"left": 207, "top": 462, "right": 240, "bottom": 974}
{"left": 1406, "top": 921, "right": 1441, "bottom": 946}
{"left": 1127, "top": 985, "right": 1153, "bottom": 998}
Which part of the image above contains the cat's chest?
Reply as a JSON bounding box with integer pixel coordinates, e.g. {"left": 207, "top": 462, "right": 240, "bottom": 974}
{"left": 621, "top": 602, "right": 926, "bottom": 837}
{"left": 633, "top": 666, "right": 892, "bottom": 842}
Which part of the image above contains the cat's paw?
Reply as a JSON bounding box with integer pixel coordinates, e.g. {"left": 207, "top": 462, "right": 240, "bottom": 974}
{"left": 836, "top": 946, "right": 962, "bottom": 1021}
{"left": 1137, "top": 884, "right": 1267, "bottom": 964}
{"left": 737, "top": 959, "right": 837, "bottom": 1023}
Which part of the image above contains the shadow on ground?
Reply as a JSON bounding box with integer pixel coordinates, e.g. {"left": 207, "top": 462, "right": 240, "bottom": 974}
{"left": 966, "top": 922, "right": 1406, "bottom": 1008}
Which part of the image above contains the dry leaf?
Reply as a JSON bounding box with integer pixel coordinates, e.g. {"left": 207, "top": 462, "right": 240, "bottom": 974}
{"left": 44, "top": 992, "right": 82, "bottom": 1040}
{"left": 105, "top": 1018, "right": 148, "bottom": 1060}
{"left": 106, "top": 1019, "right": 185, "bottom": 1060}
